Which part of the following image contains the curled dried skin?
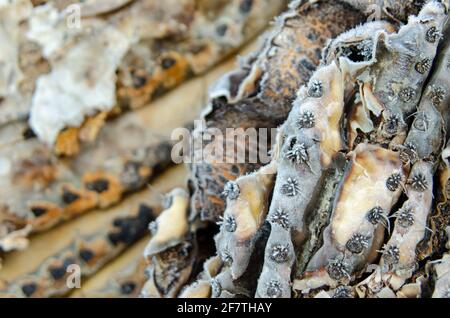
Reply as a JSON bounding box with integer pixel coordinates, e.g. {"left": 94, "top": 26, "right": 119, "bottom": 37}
{"left": 0, "top": 202, "right": 156, "bottom": 297}
{"left": 190, "top": 0, "right": 367, "bottom": 222}
{"left": 141, "top": 240, "right": 196, "bottom": 298}
{"left": 294, "top": 144, "right": 406, "bottom": 292}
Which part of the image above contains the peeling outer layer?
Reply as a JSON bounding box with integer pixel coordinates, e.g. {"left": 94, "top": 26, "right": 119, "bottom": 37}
{"left": 354, "top": 1, "right": 448, "bottom": 148}
{"left": 22, "top": 0, "right": 286, "bottom": 154}
{"left": 140, "top": 239, "right": 196, "bottom": 298}
{"left": 141, "top": 188, "right": 196, "bottom": 298}
{"left": 256, "top": 61, "right": 353, "bottom": 298}
{"left": 431, "top": 227, "right": 450, "bottom": 298}
{"left": 0, "top": 139, "right": 172, "bottom": 252}
{"left": 190, "top": 0, "right": 367, "bottom": 223}
{"left": 214, "top": 162, "right": 276, "bottom": 280}
{"left": 0, "top": 202, "right": 157, "bottom": 298}
{"left": 294, "top": 144, "right": 406, "bottom": 292}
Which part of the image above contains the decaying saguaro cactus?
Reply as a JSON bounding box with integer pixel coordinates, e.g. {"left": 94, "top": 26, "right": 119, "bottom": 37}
{"left": 177, "top": 0, "right": 450, "bottom": 299}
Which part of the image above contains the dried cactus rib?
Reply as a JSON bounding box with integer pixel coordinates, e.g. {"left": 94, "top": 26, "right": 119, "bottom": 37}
{"left": 256, "top": 60, "right": 354, "bottom": 298}
{"left": 0, "top": 202, "right": 157, "bottom": 298}
{"left": 0, "top": 138, "right": 172, "bottom": 254}
{"left": 254, "top": 21, "right": 394, "bottom": 296}
{"left": 215, "top": 162, "right": 276, "bottom": 280}
{"left": 294, "top": 144, "right": 406, "bottom": 292}
{"left": 141, "top": 188, "right": 196, "bottom": 298}
{"left": 190, "top": 0, "right": 368, "bottom": 223}
{"left": 429, "top": 140, "right": 450, "bottom": 264}
{"left": 19, "top": 0, "right": 285, "bottom": 154}
{"left": 356, "top": 25, "right": 450, "bottom": 295}
{"left": 293, "top": 5, "right": 447, "bottom": 292}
